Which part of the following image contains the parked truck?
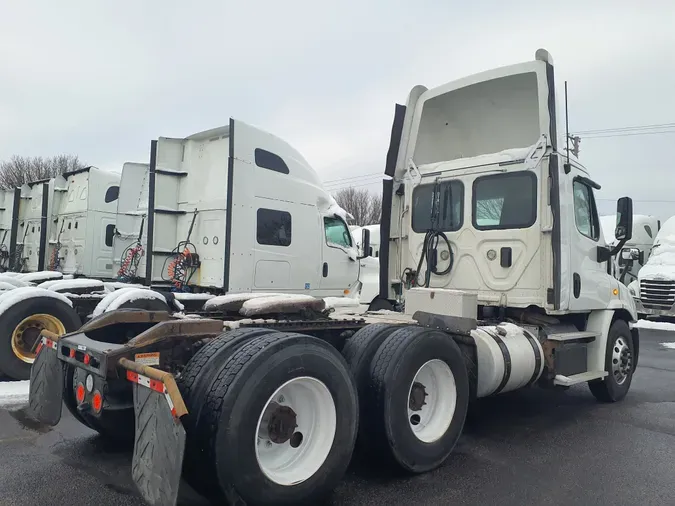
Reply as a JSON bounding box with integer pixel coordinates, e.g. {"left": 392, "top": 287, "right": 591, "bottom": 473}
{"left": 601, "top": 214, "right": 660, "bottom": 284}
{"left": 632, "top": 215, "right": 675, "bottom": 319}
{"left": 26, "top": 49, "right": 638, "bottom": 506}
{"left": 0, "top": 123, "right": 373, "bottom": 380}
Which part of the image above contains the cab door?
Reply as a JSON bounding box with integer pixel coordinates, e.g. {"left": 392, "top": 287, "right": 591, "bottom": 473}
{"left": 319, "top": 215, "right": 359, "bottom": 295}
{"left": 566, "top": 168, "right": 610, "bottom": 310}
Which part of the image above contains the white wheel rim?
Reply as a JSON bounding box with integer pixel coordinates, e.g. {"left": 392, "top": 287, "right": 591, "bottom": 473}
{"left": 407, "top": 359, "right": 457, "bottom": 443}
{"left": 255, "top": 376, "right": 337, "bottom": 486}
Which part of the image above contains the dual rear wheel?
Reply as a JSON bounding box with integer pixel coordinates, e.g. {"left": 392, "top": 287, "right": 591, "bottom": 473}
{"left": 178, "top": 324, "right": 469, "bottom": 505}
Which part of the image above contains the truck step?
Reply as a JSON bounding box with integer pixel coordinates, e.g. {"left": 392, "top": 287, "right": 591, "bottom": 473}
{"left": 546, "top": 331, "right": 598, "bottom": 343}
{"left": 553, "top": 370, "right": 607, "bottom": 386}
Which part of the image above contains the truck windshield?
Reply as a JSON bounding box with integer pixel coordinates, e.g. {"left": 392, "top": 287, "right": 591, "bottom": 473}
{"left": 411, "top": 180, "right": 463, "bottom": 233}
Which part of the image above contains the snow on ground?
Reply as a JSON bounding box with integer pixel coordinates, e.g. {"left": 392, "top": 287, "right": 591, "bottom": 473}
{"left": 0, "top": 380, "right": 29, "bottom": 409}
{"left": 634, "top": 320, "right": 675, "bottom": 332}
{"left": 662, "top": 342, "right": 675, "bottom": 350}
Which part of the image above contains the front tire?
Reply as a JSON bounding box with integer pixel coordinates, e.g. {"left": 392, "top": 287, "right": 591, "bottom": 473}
{"left": 200, "top": 332, "right": 358, "bottom": 505}
{"left": 589, "top": 319, "right": 634, "bottom": 402}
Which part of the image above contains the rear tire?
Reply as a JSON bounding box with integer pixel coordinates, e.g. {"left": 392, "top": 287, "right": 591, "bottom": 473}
{"left": 341, "top": 323, "right": 401, "bottom": 443}
{"left": 362, "top": 326, "right": 469, "bottom": 473}
{"left": 178, "top": 327, "right": 279, "bottom": 493}
{"left": 0, "top": 296, "right": 80, "bottom": 380}
{"left": 200, "top": 332, "right": 358, "bottom": 505}
{"left": 589, "top": 319, "right": 634, "bottom": 402}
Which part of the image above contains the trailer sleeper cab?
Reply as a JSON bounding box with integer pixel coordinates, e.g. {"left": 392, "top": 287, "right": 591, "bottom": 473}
{"left": 26, "top": 49, "right": 639, "bottom": 506}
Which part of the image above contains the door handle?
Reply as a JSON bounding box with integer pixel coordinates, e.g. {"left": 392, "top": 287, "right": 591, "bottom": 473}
{"left": 500, "top": 247, "right": 512, "bottom": 268}
{"left": 323, "top": 262, "right": 328, "bottom": 277}
{"left": 573, "top": 273, "right": 581, "bottom": 298}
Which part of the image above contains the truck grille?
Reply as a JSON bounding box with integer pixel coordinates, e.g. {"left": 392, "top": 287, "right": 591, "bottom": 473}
{"left": 640, "top": 279, "right": 675, "bottom": 310}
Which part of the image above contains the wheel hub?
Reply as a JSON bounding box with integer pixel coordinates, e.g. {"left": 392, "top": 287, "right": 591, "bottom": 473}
{"left": 11, "top": 314, "right": 66, "bottom": 364}
{"left": 611, "top": 337, "right": 632, "bottom": 385}
{"left": 408, "top": 381, "right": 428, "bottom": 411}
{"left": 265, "top": 403, "right": 298, "bottom": 444}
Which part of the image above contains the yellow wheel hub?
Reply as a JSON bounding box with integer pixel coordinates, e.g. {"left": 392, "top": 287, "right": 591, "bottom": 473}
{"left": 11, "top": 314, "right": 65, "bottom": 364}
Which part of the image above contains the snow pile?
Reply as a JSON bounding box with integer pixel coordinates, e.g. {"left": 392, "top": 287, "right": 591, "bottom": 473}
{"left": 44, "top": 279, "right": 105, "bottom": 293}
{"left": 19, "top": 271, "right": 63, "bottom": 283}
{"left": 103, "top": 282, "right": 145, "bottom": 291}
{"left": 0, "top": 287, "right": 73, "bottom": 314}
{"left": 661, "top": 342, "right": 675, "bottom": 350}
{"left": 223, "top": 318, "right": 278, "bottom": 330}
{"left": 204, "top": 292, "right": 281, "bottom": 312}
{"left": 0, "top": 281, "right": 17, "bottom": 291}
{"left": 240, "top": 294, "right": 325, "bottom": 317}
{"left": 324, "top": 297, "right": 361, "bottom": 309}
{"left": 0, "top": 380, "right": 30, "bottom": 408}
{"left": 173, "top": 293, "right": 216, "bottom": 301}
{"left": 92, "top": 287, "right": 166, "bottom": 317}
{"left": 0, "top": 275, "right": 30, "bottom": 288}
{"left": 317, "top": 193, "right": 352, "bottom": 222}
{"left": 633, "top": 320, "right": 675, "bottom": 332}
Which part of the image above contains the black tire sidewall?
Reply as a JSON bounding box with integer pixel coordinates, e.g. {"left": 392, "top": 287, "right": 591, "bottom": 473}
{"left": 381, "top": 329, "right": 469, "bottom": 473}
{"left": 0, "top": 297, "right": 80, "bottom": 380}
{"left": 603, "top": 320, "right": 634, "bottom": 400}
{"left": 215, "top": 336, "right": 358, "bottom": 505}
{"left": 114, "top": 298, "right": 170, "bottom": 312}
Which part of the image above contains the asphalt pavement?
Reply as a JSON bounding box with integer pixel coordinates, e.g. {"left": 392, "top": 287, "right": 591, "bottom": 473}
{"left": 1, "top": 328, "right": 674, "bottom": 506}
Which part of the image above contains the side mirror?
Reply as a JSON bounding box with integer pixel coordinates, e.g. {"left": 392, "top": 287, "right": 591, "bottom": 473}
{"left": 615, "top": 197, "right": 633, "bottom": 242}
{"left": 359, "top": 228, "right": 371, "bottom": 259}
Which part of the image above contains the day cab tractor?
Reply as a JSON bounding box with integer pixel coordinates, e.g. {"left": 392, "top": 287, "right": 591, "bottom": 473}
{"left": 27, "top": 49, "right": 639, "bottom": 506}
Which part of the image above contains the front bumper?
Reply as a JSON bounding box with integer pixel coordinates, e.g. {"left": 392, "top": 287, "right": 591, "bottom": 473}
{"left": 633, "top": 296, "right": 675, "bottom": 317}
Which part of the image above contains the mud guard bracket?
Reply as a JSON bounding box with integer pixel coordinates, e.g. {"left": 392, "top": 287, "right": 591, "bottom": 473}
{"left": 121, "top": 359, "right": 187, "bottom": 506}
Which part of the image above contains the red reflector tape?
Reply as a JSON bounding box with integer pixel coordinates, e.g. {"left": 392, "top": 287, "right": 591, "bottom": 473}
{"left": 124, "top": 369, "right": 177, "bottom": 418}
{"left": 40, "top": 336, "right": 57, "bottom": 351}
{"left": 36, "top": 342, "right": 43, "bottom": 355}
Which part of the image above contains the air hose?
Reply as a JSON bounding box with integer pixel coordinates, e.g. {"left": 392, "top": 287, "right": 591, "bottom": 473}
{"left": 414, "top": 180, "right": 455, "bottom": 288}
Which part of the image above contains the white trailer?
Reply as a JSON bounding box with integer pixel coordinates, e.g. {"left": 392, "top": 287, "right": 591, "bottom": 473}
{"left": 26, "top": 49, "right": 639, "bottom": 506}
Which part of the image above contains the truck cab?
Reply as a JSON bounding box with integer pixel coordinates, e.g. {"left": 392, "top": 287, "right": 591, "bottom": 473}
{"left": 379, "top": 49, "right": 635, "bottom": 320}
{"left": 601, "top": 214, "right": 660, "bottom": 284}
{"left": 633, "top": 215, "right": 675, "bottom": 318}
{"left": 142, "top": 120, "right": 362, "bottom": 298}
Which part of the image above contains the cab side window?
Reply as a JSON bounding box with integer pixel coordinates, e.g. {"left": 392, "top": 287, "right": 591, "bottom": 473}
{"left": 573, "top": 180, "right": 600, "bottom": 241}
{"left": 324, "top": 217, "right": 352, "bottom": 248}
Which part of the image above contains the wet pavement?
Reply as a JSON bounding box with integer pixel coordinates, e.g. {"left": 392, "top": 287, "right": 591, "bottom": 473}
{"left": 1, "top": 328, "right": 674, "bottom": 506}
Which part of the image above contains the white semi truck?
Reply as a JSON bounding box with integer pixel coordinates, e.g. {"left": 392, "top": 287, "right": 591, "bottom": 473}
{"left": 26, "top": 49, "right": 638, "bottom": 506}
{"left": 0, "top": 126, "right": 372, "bottom": 380}
{"left": 601, "top": 214, "right": 660, "bottom": 284}
{"left": 632, "top": 215, "right": 675, "bottom": 319}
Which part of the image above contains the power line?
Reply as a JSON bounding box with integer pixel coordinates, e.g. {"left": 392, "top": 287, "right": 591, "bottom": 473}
{"left": 574, "top": 122, "right": 675, "bottom": 135}
{"left": 323, "top": 172, "right": 381, "bottom": 185}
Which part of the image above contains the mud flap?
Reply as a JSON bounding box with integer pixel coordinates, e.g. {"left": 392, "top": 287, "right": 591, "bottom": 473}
{"left": 28, "top": 337, "right": 64, "bottom": 426}
{"left": 131, "top": 382, "right": 186, "bottom": 506}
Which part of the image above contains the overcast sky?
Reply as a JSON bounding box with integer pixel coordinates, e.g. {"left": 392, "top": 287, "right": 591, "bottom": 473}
{"left": 1, "top": 1, "right": 674, "bottom": 220}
